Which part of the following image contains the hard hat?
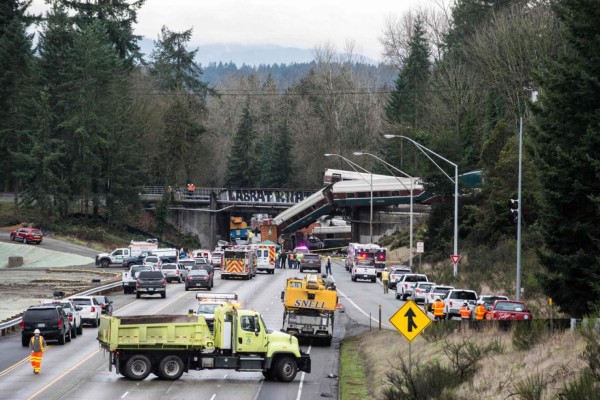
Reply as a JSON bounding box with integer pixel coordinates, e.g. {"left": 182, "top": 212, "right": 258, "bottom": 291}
{"left": 477, "top": 300, "right": 484, "bottom": 305}
{"left": 34, "top": 329, "right": 41, "bottom": 334}
{"left": 435, "top": 296, "right": 441, "bottom": 301}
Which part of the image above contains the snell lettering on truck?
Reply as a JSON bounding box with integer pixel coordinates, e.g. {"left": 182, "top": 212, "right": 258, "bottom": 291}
{"left": 294, "top": 300, "right": 326, "bottom": 309}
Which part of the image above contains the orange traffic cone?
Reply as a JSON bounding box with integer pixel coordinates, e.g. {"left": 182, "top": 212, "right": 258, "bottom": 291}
{"left": 336, "top": 302, "right": 343, "bottom": 312}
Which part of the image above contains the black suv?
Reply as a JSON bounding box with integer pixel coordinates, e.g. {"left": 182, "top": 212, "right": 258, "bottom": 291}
{"left": 21, "top": 305, "right": 71, "bottom": 347}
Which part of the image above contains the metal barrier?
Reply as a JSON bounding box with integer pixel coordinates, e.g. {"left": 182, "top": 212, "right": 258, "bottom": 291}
{"left": 0, "top": 281, "right": 122, "bottom": 336}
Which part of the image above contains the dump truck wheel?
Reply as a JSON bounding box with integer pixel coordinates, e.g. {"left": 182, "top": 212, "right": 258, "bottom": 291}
{"left": 124, "top": 355, "right": 152, "bottom": 381}
{"left": 275, "top": 356, "right": 297, "bottom": 382}
{"left": 158, "top": 355, "right": 184, "bottom": 380}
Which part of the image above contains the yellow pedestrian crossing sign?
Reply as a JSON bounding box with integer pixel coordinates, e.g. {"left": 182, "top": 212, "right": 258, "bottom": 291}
{"left": 389, "top": 300, "right": 432, "bottom": 341}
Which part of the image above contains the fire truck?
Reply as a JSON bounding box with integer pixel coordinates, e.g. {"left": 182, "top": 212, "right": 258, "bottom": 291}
{"left": 345, "top": 243, "right": 386, "bottom": 274}
{"left": 220, "top": 247, "right": 256, "bottom": 280}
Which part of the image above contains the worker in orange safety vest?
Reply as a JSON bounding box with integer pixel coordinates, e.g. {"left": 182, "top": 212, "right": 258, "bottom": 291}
{"left": 29, "top": 329, "right": 47, "bottom": 374}
{"left": 474, "top": 301, "right": 487, "bottom": 320}
{"left": 432, "top": 296, "right": 445, "bottom": 321}
{"left": 459, "top": 302, "right": 471, "bottom": 320}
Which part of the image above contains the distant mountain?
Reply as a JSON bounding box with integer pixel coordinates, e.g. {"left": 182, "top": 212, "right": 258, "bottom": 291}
{"left": 138, "top": 39, "right": 378, "bottom": 67}
{"left": 137, "top": 39, "right": 395, "bottom": 90}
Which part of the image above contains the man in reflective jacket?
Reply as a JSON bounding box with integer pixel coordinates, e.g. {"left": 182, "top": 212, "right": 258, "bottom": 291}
{"left": 29, "top": 329, "right": 47, "bottom": 374}
{"left": 459, "top": 302, "right": 472, "bottom": 320}
{"left": 474, "top": 301, "right": 487, "bottom": 320}
{"left": 432, "top": 297, "right": 445, "bottom": 321}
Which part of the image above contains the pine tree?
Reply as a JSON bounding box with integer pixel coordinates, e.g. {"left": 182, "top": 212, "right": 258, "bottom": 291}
{"left": 0, "top": 0, "right": 35, "bottom": 193}
{"left": 530, "top": 0, "right": 600, "bottom": 316}
{"left": 60, "top": 0, "right": 145, "bottom": 65}
{"left": 149, "top": 26, "right": 210, "bottom": 184}
{"left": 385, "top": 17, "right": 430, "bottom": 170}
{"left": 224, "top": 102, "right": 255, "bottom": 187}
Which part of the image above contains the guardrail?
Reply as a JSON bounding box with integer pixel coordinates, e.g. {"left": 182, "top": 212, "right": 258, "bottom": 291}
{"left": 0, "top": 280, "right": 123, "bottom": 336}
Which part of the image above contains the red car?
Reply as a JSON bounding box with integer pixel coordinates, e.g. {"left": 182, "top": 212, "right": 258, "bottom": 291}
{"left": 485, "top": 300, "right": 532, "bottom": 320}
{"left": 10, "top": 227, "right": 43, "bottom": 244}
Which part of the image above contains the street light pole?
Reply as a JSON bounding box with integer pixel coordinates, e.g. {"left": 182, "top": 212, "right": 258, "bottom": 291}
{"left": 384, "top": 134, "right": 459, "bottom": 277}
{"left": 324, "top": 153, "right": 373, "bottom": 242}
{"left": 354, "top": 152, "right": 414, "bottom": 268}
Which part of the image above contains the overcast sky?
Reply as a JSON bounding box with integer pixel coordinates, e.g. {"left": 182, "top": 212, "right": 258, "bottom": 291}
{"left": 29, "top": 0, "right": 437, "bottom": 61}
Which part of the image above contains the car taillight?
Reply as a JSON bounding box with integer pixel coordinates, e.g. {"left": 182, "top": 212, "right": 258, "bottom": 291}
{"left": 204, "top": 276, "right": 209, "bottom": 281}
{"left": 162, "top": 279, "right": 167, "bottom": 286}
{"left": 136, "top": 279, "right": 141, "bottom": 287}
{"left": 404, "top": 284, "right": 408, "bottom": 288}
{"left": 69, "top": 314, "right": 73, "bottom": 322}
{"left": 449, "top": 301, "right": 453, "bottom": 307}
{"left": 416, "top": 289, "right": 423, "bottom": 293}
{"left": 57, "top": 318, "right": 63, "bottom": 329}
{"left": 187, "top": 276, "right": 192, "bottom": 281}
{"left": 176, "top": 270, "right": 180, "bottom": 275}
{"left": 91, "top": 306, "right": 96, "bottom": 313}
{"left": 20, "top": 320, "right": 25, "bottom": 329}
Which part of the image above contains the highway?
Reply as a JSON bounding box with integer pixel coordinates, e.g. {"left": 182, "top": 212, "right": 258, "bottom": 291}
{"left": 0, "top": 259, "right": 414, "bottom": 400}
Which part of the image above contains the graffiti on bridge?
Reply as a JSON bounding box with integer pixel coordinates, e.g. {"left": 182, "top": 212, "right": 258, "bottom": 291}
{"left": 226, "top": 189, "right": 314, "bottom": 204}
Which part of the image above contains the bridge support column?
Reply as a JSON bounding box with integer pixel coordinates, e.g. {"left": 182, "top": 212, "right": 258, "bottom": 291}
{"left": 209, "top": 192, "right": 218, "bottom": 248}
{"left": 351, "top": 208, "right": 361, "bottom": 243}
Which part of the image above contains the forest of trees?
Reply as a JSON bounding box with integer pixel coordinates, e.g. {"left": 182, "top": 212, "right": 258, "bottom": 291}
{"left": 1, "top": 0, "right": 599, "bottom": 316}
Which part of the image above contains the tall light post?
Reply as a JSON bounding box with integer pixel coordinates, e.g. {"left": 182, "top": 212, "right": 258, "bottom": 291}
{"left": 324, "top": 153, "right": 374, "bottom": 242}
{"left": 384, "top": 134, "right": 460, "bottom": 277}
{"left": 353, "top": 152, "right": 414, "bottom": 268}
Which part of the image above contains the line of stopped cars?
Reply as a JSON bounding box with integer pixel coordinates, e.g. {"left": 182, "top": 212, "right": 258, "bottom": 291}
{"left": 385, "top": 266, "right": 532, "bottom": 320}
{"left": 21, "top": 293, "right": 113, "bottom": 346}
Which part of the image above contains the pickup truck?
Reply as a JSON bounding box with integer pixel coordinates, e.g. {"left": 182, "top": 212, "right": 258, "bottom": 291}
{"left": 351, "top": 260, "right": 377, "bottom": 283}
{"left": 135, "top": 270, "right": 167, "bottom": 299}
{"left": 122, "top": 265, "right": 155, "bottom": 294}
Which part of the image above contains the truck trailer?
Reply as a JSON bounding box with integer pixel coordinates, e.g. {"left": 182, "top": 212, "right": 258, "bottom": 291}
{"left": 97, "top": 302, "right": 310, "bottom": 382}
{"left": 281, "top": 274, "right": 338, "bottom": 346}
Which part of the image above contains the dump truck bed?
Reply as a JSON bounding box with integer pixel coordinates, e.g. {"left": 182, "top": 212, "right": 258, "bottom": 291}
{"left": 97, "top": 315, "right": 214, "bottom": 351}
{"left": 284, "top": 276, "right": 338, "bottom": 312}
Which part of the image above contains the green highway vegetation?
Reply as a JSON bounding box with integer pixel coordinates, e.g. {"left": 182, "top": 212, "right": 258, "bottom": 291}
{"left": 340, "top": 323, "right": 600, "bottom": 399}
{"left": 1, "top": 0, "right": 599, "bottom": 323}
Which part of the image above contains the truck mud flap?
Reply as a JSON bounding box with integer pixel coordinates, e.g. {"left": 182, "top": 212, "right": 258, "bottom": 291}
{"left": 297, "top": 354, "right": 311, "bottom": 373}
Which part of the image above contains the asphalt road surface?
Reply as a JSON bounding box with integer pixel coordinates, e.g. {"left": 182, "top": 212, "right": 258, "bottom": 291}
{"left": 0, "top": 252, "right": 422, "bottom": 400}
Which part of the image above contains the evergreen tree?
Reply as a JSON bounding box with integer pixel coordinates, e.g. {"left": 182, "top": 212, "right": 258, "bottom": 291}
{"left": 60, "top": 0, "right": 145, "bottom": 65}
{"left": 0, "top": 0, "right": 35, "bottom": 193}
{"left": 224, "top": 102, "right": 255, "bottom": 187}
{"left": 385, "top": 17, "right": 430, "bottom": 170}
{"left": 273, "top": 119, "right": 293, "bottom": 187}
{"left": 149, "top": 26, "right": 210, "bottom": 184}
{"left": 530, "top": 0, "right": 600, "bottom": 316}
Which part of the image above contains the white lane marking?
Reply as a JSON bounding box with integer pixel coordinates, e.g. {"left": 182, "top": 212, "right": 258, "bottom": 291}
{"left": 223, "top": 374, "right": 227, "bottom": 379}
{"left": 210, "top": 394, "right": 216, "bottom": 400}
{"left": 121, "top": 392, "right": 129, "bottom": 399}
{"left": 295, "top": 345, "right": 312, "bottom": 400}
{"left": 251, "top": 380, "right": 264, "bottom": 400}
{"left": 337, "top": 288, "right": 394, "bottom": 329}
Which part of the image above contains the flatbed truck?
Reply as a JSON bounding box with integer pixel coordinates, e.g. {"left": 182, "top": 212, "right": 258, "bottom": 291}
{"left": 97, "top": 302, "right": 310, "bottom": 382}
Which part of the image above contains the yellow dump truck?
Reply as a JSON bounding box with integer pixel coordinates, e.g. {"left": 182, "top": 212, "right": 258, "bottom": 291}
{"left": 97, "top": 302, "right": 310, "bottom": 382}
{"left": 281, "top": 274, "right": 338, "bottom": 346}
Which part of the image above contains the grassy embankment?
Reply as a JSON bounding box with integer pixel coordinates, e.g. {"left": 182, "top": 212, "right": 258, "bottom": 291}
{"left": 339, "top": 323, "right": 599, "bottom": 400}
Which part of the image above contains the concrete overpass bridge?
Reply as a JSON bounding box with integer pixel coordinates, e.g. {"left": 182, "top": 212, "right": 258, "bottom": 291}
{"left": 140, "top": 168, "right": 438, "bottom": 247}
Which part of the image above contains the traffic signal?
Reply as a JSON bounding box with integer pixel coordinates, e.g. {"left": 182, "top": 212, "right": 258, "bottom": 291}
{"left": 510, "top": 199, "right": 519, "bottom": 223}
